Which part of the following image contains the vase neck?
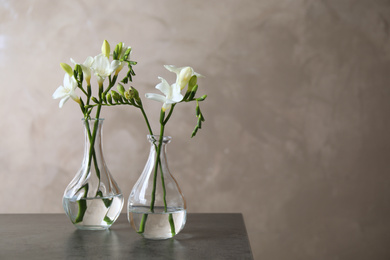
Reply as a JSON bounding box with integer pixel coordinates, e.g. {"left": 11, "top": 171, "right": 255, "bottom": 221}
{"left": 147, "top": 135, "right": 171, "bottom": 168}
{"left": 82, "top": 118, "right": 105, "bottom": 164}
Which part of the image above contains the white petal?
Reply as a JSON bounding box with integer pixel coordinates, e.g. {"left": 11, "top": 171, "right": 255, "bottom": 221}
{"left": 194, "top": 72, "right": 204, "bottom": 78}
{"left": 70, "top": 58, "right": 77, "bottom": 65}
{"left": 155, "top": 77, "right": 171, "bottom": 97}
{"left": 145, "top": 93, "right": 167, "bottom": 103}
{"left": 83, "top": 56, "right": 94, "bottom": 67}
{"left": 170, "top": 92, "right": 184, "bottom": 103}
{"left": 59, "top": 96, "right": 70, "bottom": 108}
{"left": 92, "top": 54, "right": 109, "bottom": 72}
{"left": 70, "top": 93, "right": 80, "bottom": 102}
{"left": 162, "top": 102, "right": 171, "bottom": 112}
{"left": 164, "top": 65, "right": 182, "bottom": 74}
{"left": 110, "top": 60, "right": 121, "bottom": 73}
{"left": 171, "top": 83, "right": 181, "bottom": 94}
{"left": 80, "top": 64, "right": 91, "bottom": 78}
{"left": 52, "top": 86, "right": 67, "bottom": 99}
{"left": 63, "top": 74, "right": 71, "bottom": 88}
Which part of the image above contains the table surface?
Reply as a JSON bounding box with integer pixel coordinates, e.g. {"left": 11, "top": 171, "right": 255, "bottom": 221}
{"left": 0, "top": 213, "right": 253, "bottom": 260}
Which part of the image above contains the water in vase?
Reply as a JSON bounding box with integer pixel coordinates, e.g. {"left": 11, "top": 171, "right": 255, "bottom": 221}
{"left": 129, "top": 206, "right": 187, "bottom": 239}
{"left": 63, "top": 194, "right": 124, "bottom": 230}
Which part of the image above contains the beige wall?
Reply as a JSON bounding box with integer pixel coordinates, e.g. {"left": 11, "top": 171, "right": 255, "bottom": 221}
{"left": 1, "top": 0, "right": 390, "bottom": 259}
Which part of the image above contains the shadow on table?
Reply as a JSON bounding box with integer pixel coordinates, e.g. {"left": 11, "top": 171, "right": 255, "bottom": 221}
{"left": 65, "top": 229, "right": 122, "bottom": 259}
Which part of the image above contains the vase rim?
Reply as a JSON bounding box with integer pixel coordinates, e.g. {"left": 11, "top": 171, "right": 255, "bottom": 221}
{"left": 147, "top": 135, "right": 172, "bottom": 143}
{"left": 81, "top": 118, "right": 105, "bottom": 121}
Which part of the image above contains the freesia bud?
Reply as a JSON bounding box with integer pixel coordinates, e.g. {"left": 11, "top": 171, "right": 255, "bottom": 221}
{"left": 107, "top": 93, "right": 113, "bottom": 105}
{"left": 60, "top": 63, "right": 73, "bottom": 76}
{"left": 114, "top": 42, "right": 123, "bottom": 60}
{"left": 117, "top": 84, "right": 125, "bottom": 96}
{"left": 102, "top": 40, "right": 110, "bottom": 58}
{"left": 123, "top": 47, "right": 132, "bottom": 60}
{"left": 164, "top": 65, "right": 203, "bottom": 90}
{"left": 188, "top": 84, "right": 198, "bottom": 100}
{"left": 130, "top": 86, "right": 140, "bottom": 101}
{"left": 197, "top": 95, "right": 207, "bottom": 101}
{"left": 124, "top": 90, "right": 132, "bottom": 100}
{"left": 111, "top": 90, "right": 122, "bottom": 103}
{"left": 91, "top": 97, "right": 99, "bottom": 103}
{"left": 178, "top": 67, "right": 193, "bottom": 90}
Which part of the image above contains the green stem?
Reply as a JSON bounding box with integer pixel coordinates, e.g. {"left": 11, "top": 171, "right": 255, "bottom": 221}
{"left": 150, "top": 112, "right": 165, "bottom": 212}
{"left": 92, "top": 105, "right": 102, "bottom": 196}
{"left": 163, "top": 104, "right": 175, "bottom": 125}
{"left": 140, "top": 105, "right": 154, "bottom": 136}
{"left": 75, "top": 105, "right": 102, "bottom": 223}
{"left": 103, "top": 75, "right": 118, "bottom": 96}
{"left": 138, "top": 111, "right": 165, "bottom": 234}
{"left": 137, "top": 105, "right": 155, "bottom": 234}
{"left": 159, "top": 157, "right": 175, "bottom": 236}
{"left": 137, "top": 214, "right": 148, "bottom": 234}
{"left": 74, "top": 184, "right": 89, "bottom": 223}
{"left": 84, "top": 119, "right": 101, "bottom": 182}
{"left": 159, "top": 158, "right": 168, "bottom": 212}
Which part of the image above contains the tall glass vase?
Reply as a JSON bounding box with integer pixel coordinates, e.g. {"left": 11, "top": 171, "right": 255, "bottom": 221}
{"left": 127, "top": 135, "right": 187, "bottom": 239}
{"left": 63, "top": 118, "right": 124, "bottom": 230}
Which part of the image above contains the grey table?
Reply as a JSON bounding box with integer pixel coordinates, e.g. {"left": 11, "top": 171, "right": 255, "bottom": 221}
{"left": 0, "top": 213, "right": 253, "bottom": 259}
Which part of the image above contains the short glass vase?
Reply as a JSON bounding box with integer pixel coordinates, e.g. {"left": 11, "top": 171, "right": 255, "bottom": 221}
{"left": 128, "top": 135, "right": 187, "bottom": 239}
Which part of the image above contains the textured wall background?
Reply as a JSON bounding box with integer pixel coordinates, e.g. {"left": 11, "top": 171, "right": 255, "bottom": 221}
{"left": 1, "top": 0, "right": 390, "bottom": 259}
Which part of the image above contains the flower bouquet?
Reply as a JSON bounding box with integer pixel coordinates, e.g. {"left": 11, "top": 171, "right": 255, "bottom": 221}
{"left": 53, "top": 40, "right": 207, "bottom": 236}
{"left": 53, "top": 40, "right": 136, "bottom": 229}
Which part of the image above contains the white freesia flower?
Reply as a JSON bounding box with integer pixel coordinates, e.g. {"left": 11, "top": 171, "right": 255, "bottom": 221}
{"left": 145, "top": 77, "right": 183, "bottom": 112}
{"left": 164, "top": 65, "right": 203, "bottom": 90}
{"left": 70, "top": 56, "right": 93, "bottom": 85}
{"left": 91, "top": 54, "right": 121, "bottom": 84}
{"left": 52, "top": 74, "right": 80, "bottom": 108}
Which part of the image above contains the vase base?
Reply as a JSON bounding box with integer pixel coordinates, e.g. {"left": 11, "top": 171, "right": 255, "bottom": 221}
{"left": 74, "top": 225, "right": 111, "bottom": 231}
{"left": 128, "top": 206, "right": 186, "bottom": 239}
{"left": 63, "top": 194, "right": 124, "bottom": 229}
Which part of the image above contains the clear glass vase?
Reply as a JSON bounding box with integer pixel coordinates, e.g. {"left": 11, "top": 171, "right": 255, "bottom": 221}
{"left": 127, "top": 135, "right": 187, "bottom": 239}
{"left": 63, "top": 118, "right": 124, "bottom": 230}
